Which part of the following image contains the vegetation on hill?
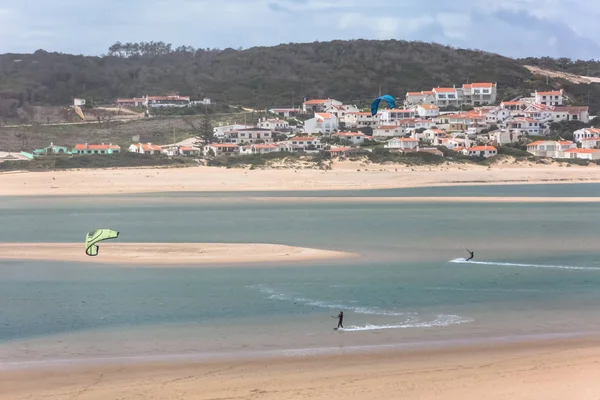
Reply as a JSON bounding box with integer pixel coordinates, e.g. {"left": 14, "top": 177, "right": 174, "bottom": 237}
{"left": 2, "top": 39, "right": 600, "bottom": 118}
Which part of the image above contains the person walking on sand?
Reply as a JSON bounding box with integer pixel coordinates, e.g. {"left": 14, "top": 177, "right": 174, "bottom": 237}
{"left": 332, "top": 311, "right": 344, "bottom": 330}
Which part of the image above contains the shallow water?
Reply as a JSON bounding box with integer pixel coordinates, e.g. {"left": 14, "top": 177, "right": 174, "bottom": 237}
{"left": 2, "top": 185, "right": 600, "bottom": 366}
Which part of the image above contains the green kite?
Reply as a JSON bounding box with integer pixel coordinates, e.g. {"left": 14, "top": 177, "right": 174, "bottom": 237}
{"left": 85, "top": 229, "right": 119, "bottom": 256}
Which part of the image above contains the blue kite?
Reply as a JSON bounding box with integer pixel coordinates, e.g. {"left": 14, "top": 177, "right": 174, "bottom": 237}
{"left": 371, "top": 95, "right": 396, "bottom": 116}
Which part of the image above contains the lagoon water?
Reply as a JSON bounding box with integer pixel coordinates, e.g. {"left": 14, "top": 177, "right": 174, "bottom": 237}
{"left": 2, "top": 184, "right": 600, "bottom": 368}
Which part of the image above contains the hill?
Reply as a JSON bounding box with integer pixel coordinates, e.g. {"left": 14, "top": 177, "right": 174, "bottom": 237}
{"left": 1, "top": 39, "right": 599, "bottom": 115}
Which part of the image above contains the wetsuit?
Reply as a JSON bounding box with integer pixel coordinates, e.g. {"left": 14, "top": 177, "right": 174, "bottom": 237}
{"left": 337, "top": 312, "right": 344, "bottom": 329}
{"left": 466, "top": 251, "right": 474, "bottom": 261}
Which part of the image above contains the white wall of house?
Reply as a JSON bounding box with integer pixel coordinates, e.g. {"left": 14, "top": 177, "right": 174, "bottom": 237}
{"left": 384, "top": 138, "right": 419, "bottom": 150}
{"left": 373, "top": 125, "right": 404, "bottom": 137}
{"left": 534, "top": 90, "right": 563, "bottom": 106}
{"left": 462, "top": 146, "right": 497, "bottom": 158}
{"left": 573, "top": 127, "right": 600, "bottom": 143}
{"left": 417, "top": 105, "right": 439, "bottom": 118}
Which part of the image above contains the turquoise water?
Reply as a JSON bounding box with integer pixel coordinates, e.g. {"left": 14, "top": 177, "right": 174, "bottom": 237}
{"left": 2, "top": 185, "right": 600, "bottom": 366}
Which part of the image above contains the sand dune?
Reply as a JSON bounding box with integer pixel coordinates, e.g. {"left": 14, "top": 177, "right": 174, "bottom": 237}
{"left": 3, "top": 335, "right": 600, "bottom": 400}
{"left": 0, "top": 243, "right": 354, "bottom": 266}
{"left": 1, "top": 163, "right": 600, "bottom": 196}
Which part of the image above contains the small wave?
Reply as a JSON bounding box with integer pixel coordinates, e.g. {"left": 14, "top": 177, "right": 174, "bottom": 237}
{"left": 449, "top": 258, "right": 600, "bottom": 271}
{"left": 247, "top": 284, "right": 414, "bottom": 316}
{"left": 426, "top": 286, "right": 541, "bottom": 293}
{"left": 341, "top": 315, "right": 473, "bottom": 332}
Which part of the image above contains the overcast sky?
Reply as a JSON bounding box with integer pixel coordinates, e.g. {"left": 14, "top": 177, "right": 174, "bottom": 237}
{"left": 1, "top": 0, "right": 599, "bottom": 59}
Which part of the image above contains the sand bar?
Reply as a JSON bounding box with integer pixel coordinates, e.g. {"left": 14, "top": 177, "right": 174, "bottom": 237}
{"left": 3, "top": 335, "right": 600, "bottom": 400}
{"left": 2, "top": 163, "right": 600, "bottom": 196}
{"left": 0, "top": 243, "right": 355, "bottom": 266}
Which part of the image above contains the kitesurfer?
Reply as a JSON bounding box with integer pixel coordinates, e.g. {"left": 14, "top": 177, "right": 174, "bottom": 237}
{"left": 332, "top": 311, "right": 344, "bottom": 329}
{"left": 466, "top": 249, "right": 474, "bottom": 261}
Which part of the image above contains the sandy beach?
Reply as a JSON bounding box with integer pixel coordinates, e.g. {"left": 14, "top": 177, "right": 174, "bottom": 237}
{"left": 3, "top": 335, "right": 600, "bottom": 400}
{"left": 0, "top": 243, "right": 355, "bottom": 265}
{"left": 1, "top": 162, "right": 600, "bottom": 196}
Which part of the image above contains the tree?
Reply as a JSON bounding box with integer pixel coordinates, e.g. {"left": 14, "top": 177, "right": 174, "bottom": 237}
{"left": 199, "top": 113, "right": 215, "bottom": 145}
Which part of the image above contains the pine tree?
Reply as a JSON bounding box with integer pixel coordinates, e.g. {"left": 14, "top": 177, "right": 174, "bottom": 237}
{"left": 199, "top": 113, "right": 214, "bottom": 145}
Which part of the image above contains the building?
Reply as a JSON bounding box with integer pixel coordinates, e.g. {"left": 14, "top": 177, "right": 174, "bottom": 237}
{"left": 226, "top": 128, "right": 274, "bottom": 144}
{"left": 581, "top": 137, "right": 600, "bottom": 149}
{"left": 561, "top": 148, "right": 600, "bottom": 160}
{"left": 213, "top": 124, "right": 252, "bottom": 140}
{"left": 116, "top": 98, "right": 146, "bottom": 108}
{"left": 489, "top": 130, "right": 523, "bottom": 146}
{"left": 462, "top": 145, "right": 497, "bottom": 158}
{"left": 128, "top": 143, "right": 163, "bottom": 155}
{"left": 302, "top": 98, "right": 342, "bottom": 113}
{"left": 268, "top": 108, "right": 301, "bottom": 118}
{"left": 303, "top": 113, "right": 338, "bottom": 134}
{"left": 279, "top": 136, "right": 324, "bottom": 152}
{"left": 416, "top": 104, "right": 439, "bottom": 118}
{"left": 116, "top": 95, "right": 191, "bottom": 108}
{"left": 405, "top": 91, "right": 435, "bottom": 106}
{"left": 506, "top": 118, "right": 543, "bottom": 135}
{"left": 500, "top": 101, "right": 526, "bottom": 112}
{"left": 526, "top": 140, "right": 576, "bottom": 158}
{"left": 32, "top": 143, "right": 70, "bottom": 156}
{"left": 239, "top": 144, "right": 280, "bottom": 155}
{"left": 440, "top": 137, "right": 470, "bottom": 150}
{"left": 533, "top": 90, "right": 563, "bottom": 106}
{"left": 552, "top": 106, "right": 589, "bottom": 123}
{"left": 331, "top": 131, "right": 368, "bottom": 145}
{"left": 343, "top": 112, "right": 375, "bottom": 129}
{"left": 73, "top": 98, "right": 86, "bottom": 107}
{"left": 373, "top": 125, "right": 405, "bottom": 138}
{"left": 384, "top": 138, "right": 419, "bottom": 150}
{"left": 325, "top": 104, "right": 359, "bottom": 119}
{"left": 573, "top": 127, "right": 600, "bottom": 143}
{"left": 203, "top": 143, "right": 239, "bottom": 157}
{"left": 406, "top": 83, "right": 497, "bottom": 107}
{"left": 326, "top": 146, "right": 365, "bottom": 158}
{"left": 257, "top": 118, "right": 289, "bottom": 131}
{"left": 462, "top": 82, "right": 498, "bottom": 106}
{"left": 378, "top": 109, "right": 415, "bottom": 124}
{"left": 420, "top": 128, "right": 447, "bottom": 143}
{"left": 72, "top": 143, "right": 120, "bottom": 155}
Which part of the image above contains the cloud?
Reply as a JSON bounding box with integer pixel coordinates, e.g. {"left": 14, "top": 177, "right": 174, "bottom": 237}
{"left": 0, "top": 0, "right": 598, "bottom": 59}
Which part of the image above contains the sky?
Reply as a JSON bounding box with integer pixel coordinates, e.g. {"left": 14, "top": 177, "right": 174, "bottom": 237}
{"left": 0, "top": 0, "right": 599, "bottom": 59}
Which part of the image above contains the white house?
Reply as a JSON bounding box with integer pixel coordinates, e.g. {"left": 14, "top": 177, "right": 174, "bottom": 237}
{"left": 203, "top": 143, "right": 239, "bottom": 157}
{"left": 433, "top": 87, "right": 460, "bottom": 107}
{"left": 440, "top": 137, "right": 469, "bottom": 150}
{"left": 397, "top": 118, "right": 435, "bottom": 134}
{"left": 552, "top": 106, "right": 590, "bottom": 123}
{"left": 378, "top": 109, "right": 415, "bottom": 125}
{"left": 526, "top": 140, "right": 576, "bottom": 158}
{"left": 226, "top": 128, "right": 274, "bottom": 144}
{"left": 344, "top": 112, "right": 375, "bottom": 128}
{"left": 462, "top": 145, "right": 497, "bottom": 158}
{"left": 420, "top": 128, "right": 448, "bottom": 143}
{"left": 118, "top": 95, "right": 190, "bottom": 109}
{"left": 325, "top": 104, "right": 359, "bottom": 119}
{"left": 257, "top": 118, "right": 289, "bottom": 131}
{"left": 73, "top": 98, "right": 86, "bottom": 107}
{"left": 489, "top": 130, "right": 523, "bottom": 145}
{"left": 373, "top": 125, "right": 405, "bottom": 138}
{"left": 128, "top": 143, "right": 163, "bottom": 155}
{"left": 303, "top": 112, "right": 338, "bottom": 134}
{"left": 416, "top": 104, "right": 439, "bottom": 118}
{"left": 331, "top": 131, "right": 367, "bottom": 145}
{"left": 462, "top": 82, "right": 498, "bottom": 106}
{"left": 533, "top": 90, "right": 563, "bottom": 106}
{"left": 506, "top": 118, "right": 543, "bottom": 135}
{"left": 501, "top": 101, "right": 526, "bottom": 112}
{"left": 561, "top": 148, "right": 600, "bottom": 160}
{"left": 581, "top": 137, "right": 600, "bottom": 149}
{"left": 573, "top": 127, "right": 600, "bottom": 143}
{"left": 302, "top": 98, "right": 342, "bottom": 113}
{"left": 384, "top": 138, "right": 419, "bottom": 150}
{"left": 405, "top": 91, "right": 436, "bottom": 106}
{"left": 268, "top": 108, "right": 300, "bottom": 118}
{"left": 279, "top": 136, "right": 323, "bottom": 152}
{"left": 214, "top": 124, "right": 252, "bottom": 140}
{"left": 239, "top": 144, "right": 280, "bottom": 155}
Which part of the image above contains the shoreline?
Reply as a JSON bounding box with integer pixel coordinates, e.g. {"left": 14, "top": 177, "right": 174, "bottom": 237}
{"left": 0, "top": 243, "right": 356, "bottom": 266}
{"left": 3, "top": 333, "right": 600, "bottom": 400}
{"left": 1, "top": 164, "right": 600, "bottom": 197}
